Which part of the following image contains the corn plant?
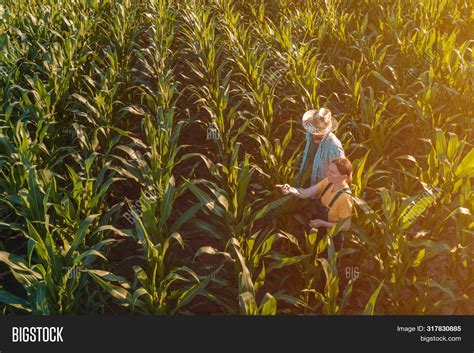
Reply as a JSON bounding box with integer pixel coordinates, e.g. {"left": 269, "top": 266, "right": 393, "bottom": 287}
{"left": 0, "top": 166, "right": 115, "bottom": 314}
{"left": 1, "top": 0, "right": 473, "bottom": 316}
{"left": 179, "top": 1, "right": 248, "bottom": 162}
{"left": 86, "top": 0, "right": 211, "bottom": 314}
{"left": 352, "top": 188, "right": 460, "bottom": 313}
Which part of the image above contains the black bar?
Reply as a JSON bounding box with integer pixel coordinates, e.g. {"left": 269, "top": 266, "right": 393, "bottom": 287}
{"left": 0, "top": 316, "right": 472, "bottom": 353}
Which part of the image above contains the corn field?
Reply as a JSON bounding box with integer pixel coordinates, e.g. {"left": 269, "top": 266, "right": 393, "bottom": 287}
{"left": 0, "top": 0, "right": 473, "bottom": 315}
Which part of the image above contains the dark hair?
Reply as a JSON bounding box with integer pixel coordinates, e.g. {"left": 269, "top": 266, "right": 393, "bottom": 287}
{"left": 331, "top": 157, "right": 353, "bottom": 185}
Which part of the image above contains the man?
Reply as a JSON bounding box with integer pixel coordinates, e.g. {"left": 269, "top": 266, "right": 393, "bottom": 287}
{"left": 268, "top": 108, "right": 344, "bottom": 226}
{"left": 296, "top": 108, "right": 345, "bottom": 188}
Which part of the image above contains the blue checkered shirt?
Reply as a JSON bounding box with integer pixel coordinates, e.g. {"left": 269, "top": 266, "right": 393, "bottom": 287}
{"left": 297, "top": 131, "right": 345, "bottom": 187}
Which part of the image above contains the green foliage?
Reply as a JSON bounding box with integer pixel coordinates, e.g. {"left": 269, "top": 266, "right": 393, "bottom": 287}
{"left": 0, "top": 0, "right": 472, "bottom": 316}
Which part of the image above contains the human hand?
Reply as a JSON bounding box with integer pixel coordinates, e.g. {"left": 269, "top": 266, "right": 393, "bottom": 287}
{"left": 309, "top": 219, "right": 325, "bottom": 228}
{"left": 275, "top": 184, "right": 297, "bottom": 195}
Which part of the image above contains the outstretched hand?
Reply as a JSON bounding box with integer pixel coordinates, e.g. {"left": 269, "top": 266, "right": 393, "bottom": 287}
{"left": 275, "top": 184, "right": 295, "bottom": 195}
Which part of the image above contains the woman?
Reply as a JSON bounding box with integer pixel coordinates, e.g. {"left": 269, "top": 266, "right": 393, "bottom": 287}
{"left": 277, "top": 157, "right": 353, "bottom": 251}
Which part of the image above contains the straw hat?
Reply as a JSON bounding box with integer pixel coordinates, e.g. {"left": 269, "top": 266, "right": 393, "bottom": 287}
{"left": 302, "top": 108, "right": 339, "bottom": 135}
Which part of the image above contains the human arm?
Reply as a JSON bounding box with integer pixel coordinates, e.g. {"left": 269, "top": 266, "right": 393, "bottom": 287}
{"left": 309, "top": 194, "right": 353, "bottom": 231}
{"left": 326, "top": 136, "right": 345, "bottom": 162}
{"left": 308, "top": 218, "right": 351, "bottom": 231}
{"left": 276, "top": 182, "right": 321, "bottom": 199}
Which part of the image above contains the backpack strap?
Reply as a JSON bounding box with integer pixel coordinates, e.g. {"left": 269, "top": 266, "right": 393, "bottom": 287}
{"left": 328, "top": 187, "right": 351, "bottom": 209}
{"left": 320, "top": 182, "right": 333, "bottom": 198}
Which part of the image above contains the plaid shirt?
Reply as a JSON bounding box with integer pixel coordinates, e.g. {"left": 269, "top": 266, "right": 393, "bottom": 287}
{"left": 297, "top": 131, "right": 345, "bottom": 187}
